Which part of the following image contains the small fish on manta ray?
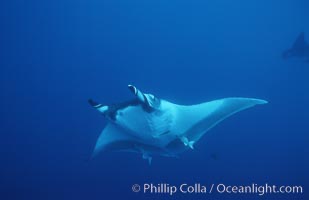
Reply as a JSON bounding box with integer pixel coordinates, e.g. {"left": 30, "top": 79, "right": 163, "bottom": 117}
{"left": 88, "top": 85, "right": 268, "bottom": 164}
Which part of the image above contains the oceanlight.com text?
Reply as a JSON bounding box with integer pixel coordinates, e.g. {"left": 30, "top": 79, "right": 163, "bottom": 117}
{"left": 132, "top": 183, "right": 303, "bottom": 196}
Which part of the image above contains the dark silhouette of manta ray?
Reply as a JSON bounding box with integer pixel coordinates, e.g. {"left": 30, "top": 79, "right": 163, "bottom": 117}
{"left": 283, "top": 32, "right": 309, "bottom": 63}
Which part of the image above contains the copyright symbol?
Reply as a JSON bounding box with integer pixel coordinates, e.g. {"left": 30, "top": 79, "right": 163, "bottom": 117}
{"left": 132, "top": 184, "right": 141, "bottom": 192}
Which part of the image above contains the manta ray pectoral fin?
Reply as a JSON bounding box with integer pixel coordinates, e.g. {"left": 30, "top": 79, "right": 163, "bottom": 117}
{"left": 178, "top": 98, "right": 268, "bottom": 144}
{"left": 88, "top": 99, "right": 109, "bottom": 114}
{"left": 180, "top": 136, "right": 195, "bottom": 149}
{"left": 92, "top": 123, "right": 139, "bottom": 157}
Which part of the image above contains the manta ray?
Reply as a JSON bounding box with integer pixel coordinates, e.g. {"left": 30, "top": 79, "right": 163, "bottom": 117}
{"left": 89, "top": 85, "right": 267, "bottom": 164}
{"left": 282, "top": 32, "right": 309, "bottom": 62}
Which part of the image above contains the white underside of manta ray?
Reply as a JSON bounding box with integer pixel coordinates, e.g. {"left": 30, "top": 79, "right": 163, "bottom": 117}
{"left": 88, "top": 85, "right": 267, "bottom": 164}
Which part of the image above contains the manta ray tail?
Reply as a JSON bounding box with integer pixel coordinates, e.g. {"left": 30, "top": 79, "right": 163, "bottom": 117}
{"left": 88, "top": 99, "right": 109, "bottom": 114}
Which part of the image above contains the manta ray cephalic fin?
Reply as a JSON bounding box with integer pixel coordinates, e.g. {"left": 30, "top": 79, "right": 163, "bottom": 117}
{"left": 88, "top": 99, "right": 109, "bottom": 114}
{"left": 128, "top": 85, "right": 146, "bottom": 103}
{"left": 128, "top": 85, "right": 160, "bottom": 110}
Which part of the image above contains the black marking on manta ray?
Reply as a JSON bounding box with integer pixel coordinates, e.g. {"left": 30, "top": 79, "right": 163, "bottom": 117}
{"left": 105, "top": 98, "right": 158, "bottom": 121}
{"left": 105, "top": 99, "right": 139, "bottom": 120}
{"left": 88, "top": 99, "right": 102, "bottom": 108}
{"left": 157, "top": 130, "right": 170, "bottom": 136}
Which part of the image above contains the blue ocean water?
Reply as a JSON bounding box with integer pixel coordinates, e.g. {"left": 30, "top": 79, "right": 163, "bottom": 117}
{"left": 1, "top": 0, "right": 308, "bottom": 199}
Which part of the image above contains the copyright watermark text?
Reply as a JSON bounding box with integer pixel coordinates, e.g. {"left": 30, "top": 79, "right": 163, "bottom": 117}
{"left": 131, "top": 183, "right": 303, "bottom": 196}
